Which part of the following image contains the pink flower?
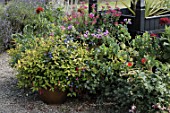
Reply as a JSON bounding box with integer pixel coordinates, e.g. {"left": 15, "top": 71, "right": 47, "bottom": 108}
{"left": 92, "top": 19, "right": 97, "bottom": 25}
{"left": 72, "top": 14, "right": 77, "bottom": 18}
{"left": 60, "top": 26, "right": 65, "bottom": 30}
{"left": 89, "top": 13, "right": 95, "bottom": 19}
{"left": 115, "top": 7, "right": 120, "bottom": 11}
{"left": 49, "top": 32, "right": 54, "bottom": 36}
{"left": 113, "top": 12, "right": 121, "bottom": 17}
{"left": 84, "top": 21, "right": 88, "bottom": 25}
{"left": 67, "top": 25, "right": 72, "bottom": 30}
{"left": 75, "top": 21, "right": 80, "bottom": 25}
{"left": 91, "top": 4, "right": 96, "bottom": 9}
{"left": 114, "top": 22, "right": 119, "bottom": 26}
{"left": 84, "top": 6, "right": 88, "bottom": 9}
{"left": 68, "top": 17, "right": 72, "bottom": 21}
{"left": 110, "top": 9, "right": 116, "bottom": 13}
{"left": 76, "top": 77, "right": 79, "bottom": 81}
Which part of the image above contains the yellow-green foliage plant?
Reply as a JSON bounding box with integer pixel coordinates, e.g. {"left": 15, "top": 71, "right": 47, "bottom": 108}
{"left": 9, "top": 35, "right": 92, "bottom": 97}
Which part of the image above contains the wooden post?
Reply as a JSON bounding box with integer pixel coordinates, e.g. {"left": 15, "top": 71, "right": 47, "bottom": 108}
{"left": 89, "top": 0, "right": 97, "bottom": 13}
{"left": 135, "top": 0, "right": 145, "bottom": 34}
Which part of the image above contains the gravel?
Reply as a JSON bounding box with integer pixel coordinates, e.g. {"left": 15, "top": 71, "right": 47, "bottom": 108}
{"left": 0, "top": 52, "right": 116, "bottom": 113}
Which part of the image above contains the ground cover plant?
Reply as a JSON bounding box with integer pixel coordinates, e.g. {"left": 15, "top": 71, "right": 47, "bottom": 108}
{"left": 6, "top": 0, "right": 170, "bottom": 113}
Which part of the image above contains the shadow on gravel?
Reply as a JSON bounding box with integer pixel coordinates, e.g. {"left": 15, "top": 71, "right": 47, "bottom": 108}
{"left": 0, "top": 77, "right": 118, "bottom": 113}
{"left": 0, "top": 77, "right": 122, "bottom": 113}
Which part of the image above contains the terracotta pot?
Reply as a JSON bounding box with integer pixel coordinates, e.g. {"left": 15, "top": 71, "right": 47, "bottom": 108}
{"left": 39, "top": 88, "right": 67, "bottom": 104}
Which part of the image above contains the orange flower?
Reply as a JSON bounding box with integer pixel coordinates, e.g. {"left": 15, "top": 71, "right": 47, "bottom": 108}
{"left": 141, "top": 58, "right": 147, "bottom": 64}
{"left": 127, "top": 62, "right": 133, "bottom": 67}
{"left": 36, "top": 7, "right": 44, "bottom": 14}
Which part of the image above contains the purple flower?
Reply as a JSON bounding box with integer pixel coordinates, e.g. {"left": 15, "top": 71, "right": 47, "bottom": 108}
{"left": 91, "top": 33, "right": 96, "bottom": 37}
{"left": 103, "top": 30, "right": 109, "bottom": 36}
{"left": 48, "top": 52, "right": 53, "bottom": 59}
{"left": 68, "top": 25, "right": 72, "bottom": 30}
{"left": 49, "top": 32, "right": 54, "bottom": 36}
{"left": 86, "top": 31, "right": 89, "bottom": 35}
{"left": 128, "top": 21, "right": 132, "bottom": 24}
{"left": 123, "top": 18, "right": 128, "bottom": 22}
{"left": 123, "top": 18, "right": 132, "bottom": 24}
{"left": 96, "top": 34, "right": 102, "bottom": 39}
{"left": 97, "top": 29, "right": 101, "bottom": 32}
{"left": 84, "top": 34, "right": 88, "bottom": 38}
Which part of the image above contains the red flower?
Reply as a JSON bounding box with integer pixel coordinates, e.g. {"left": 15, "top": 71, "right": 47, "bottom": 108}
{"left": 36, "top": 7, "right": 44, "bottom": 14}
{"left": 141, "top": 58, "right": 147, "bottom": 64}
{"left": 159, "top": 17, "right": 170, "bottom": 25}
{"left": 75, "top": 67, "right": 79, "bottom": 71}
{"left": 150, "top": 33, "right": 157, "bottom": 37}
{"left": 127, "top": 62, "right": 133, "bottom": 67}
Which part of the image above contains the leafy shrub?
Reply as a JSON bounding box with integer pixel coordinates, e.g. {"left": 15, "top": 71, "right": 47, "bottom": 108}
{"left": 87, "top": 32, "right": 170, "bottom": 112}
{"left": 160, "top": 26, "right": 170, "bottom": 62}
{"left": 2, "top": 0, "right": 37, "bottom": 33}
{"left": 11, "top": 34, "right": 92, "bottom": 97}
{"left": 7, "top": 1, "right": 170, "bottom": 113}
{"left": 2, "top": 0, "right": 63, "bottom": 33}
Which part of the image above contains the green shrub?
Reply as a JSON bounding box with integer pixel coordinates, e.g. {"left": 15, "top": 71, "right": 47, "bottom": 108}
{"left": 3, "top": 0, "right": 36, "bottom": 33}
{"left": 11, "top": 34, "right": 92, "bottom": 97}
{"left": 2, "top": 0, "right": 63, "bottom": 33}
{"left": 80, "top": 32, "right": 170, "bottom": 112}
{"left": 7, "top": 1, "right": 170, "bottom": 112}
{"left": 160, "top": 26, "right": 170, "bottom": 63}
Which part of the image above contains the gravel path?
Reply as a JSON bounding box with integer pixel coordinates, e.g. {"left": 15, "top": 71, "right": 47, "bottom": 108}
{"left": 0, "top": 52, "right": 114, "bottom": 113}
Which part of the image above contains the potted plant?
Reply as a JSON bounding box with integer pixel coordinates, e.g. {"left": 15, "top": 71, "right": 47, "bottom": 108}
{"left": 118, "top": 0, "right": 170, "bottom": 35}
{"left": 10, "top": 34, "right": 91, "bottom": 104}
